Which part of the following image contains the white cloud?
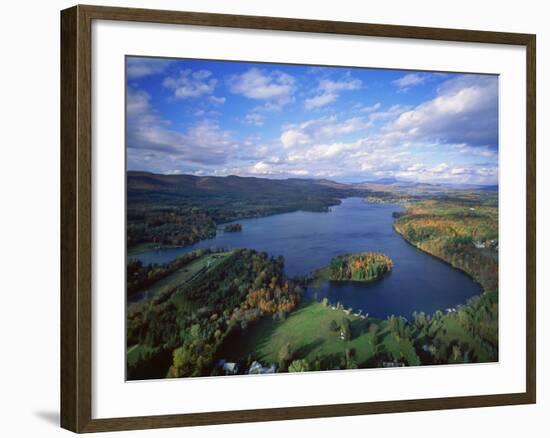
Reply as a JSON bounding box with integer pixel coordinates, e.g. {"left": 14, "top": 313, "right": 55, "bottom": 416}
{"left": 385, "top": 75, "right": 498, "bottom": 148}
{"left": 163, "top": 69, "right": 217, "bottom": 99}
{"left": 228, "top": 68, "right": 295, "bottom": 107}
{"left": 431, "top": 162, "right": 450, "bottom": 173}
{"left": 280, "top": 116, "right": 370, "bottom": 148}
{"left": 367, "top": 104, "right": 410, "bottom": 123}
{"left": 126, "top": 87, "right": 241, "bottom": 169}
{"left": 250, "top": 161, "right": 272, "bottom": 174}
{"left": 452, "top": 143, "right": 497, "bottom": 158}
{"left": 208, "top": 96, "right": 226, "bottom": 105}
{"left": 304, "top": 93, "right": 337, "bottom": 110}
{"left": 281, "top": 129, "right": 310, "bottom": 148}
{"left": 126, "top": 58, "right": 173, "bottom": 79}
{"left": 126, "top": 89, "right": 152, "bottom": 117}
{"left": 318, "top": 77, "right": 362, "bottom": 93}
{"left": 244, "top": 112, "right": 265, "bottom": 126}
{"left": 304, "top": 75, "right": 362, "bottom": 110}
{"left": 359, "top": 102, "right": 382, "bottom": 113}
{"left": 392, "top": 73, "right": 429, "bottom": 90}
{"left": 394, "top": 162, "right": 497, "bottom": 184}
{"left": 128, "top": 68, "right": 498, "bottom": 185}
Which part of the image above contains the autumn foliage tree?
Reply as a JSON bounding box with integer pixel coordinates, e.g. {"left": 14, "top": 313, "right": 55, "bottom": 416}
{"left": 329, "top": 252, "right": 393, "bottom": 282}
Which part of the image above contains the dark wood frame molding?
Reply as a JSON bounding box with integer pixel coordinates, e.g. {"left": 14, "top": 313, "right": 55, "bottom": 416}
{"left": 61, "top": 4, "right": 536, "bottom": 433}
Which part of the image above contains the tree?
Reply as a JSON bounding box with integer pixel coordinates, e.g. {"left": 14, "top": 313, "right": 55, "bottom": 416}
{"left": 344, "top": 348, "right": 358, "bottom": 369}
{"left": 368, "top": 322, "right": 379, "bottom": 346}
{"left": 278, "top": 342, "right": 293, "bottom": 371}
{"left": 340, "top": 318, "right": 351, "bottom": 341}
{"left": 288, "top": 359, "right": 310, "bottom": 373}
{"left": 368, "top": 322, "right": 379, "bottom": 335}
{"left": 171, "top": 345, "right": 195, "bottom": 377}
{"left": 452, "top": 344, "right": 462, "bottom": 362}
{"left": 189, "top": 324, "right": 201, "bottom": 340}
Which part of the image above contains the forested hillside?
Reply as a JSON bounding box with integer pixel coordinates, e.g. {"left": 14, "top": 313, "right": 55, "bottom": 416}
{"left": 127, "top": 171, "right": 364, "bottom": 251}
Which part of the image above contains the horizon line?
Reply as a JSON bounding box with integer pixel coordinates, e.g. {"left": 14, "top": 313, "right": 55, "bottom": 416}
{"left": 126, "top": 169, "right": 499, "bottom": 187}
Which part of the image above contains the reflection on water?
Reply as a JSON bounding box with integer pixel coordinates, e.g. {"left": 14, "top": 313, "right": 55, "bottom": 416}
{"left": 132, "top": 198, "right": 481, "bottom": 318}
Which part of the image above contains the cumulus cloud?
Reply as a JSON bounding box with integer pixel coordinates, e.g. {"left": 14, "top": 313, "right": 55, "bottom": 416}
{"left": 367, "top": 104, "right": 410, "bottom": 123}
{"left": 394, "top": 162, "right": 497, "bottom": 184}
{"left": 127, "top": 63, "right": 498, "bottom": 185}
{"left": 126, "top": 58, "right": 173, "bottom": 79}
{"left": 126, "top": 88, "right": 152, "bottom": 117}
{"left": 270, "top": 74, "right": 498, "bottom": 184}
{"left": 244, "top": 112, "right": 265, "bottom": 126}
{"left": 228, "top": 68, "right": 295, "bottom": 108}
{"left": 280, "top": 116, "right": 370, "bottom": 148}
{"left": 126, "top": 87, "right": 241, "bottom": 171}
{"left": 280, "top": 129, "right": 310, "bottom": 149}
{"left": 163, "top": 69, "right": 218, "bottom": 99}
{"left": 304, "top": 93, "right": 337, "bottom": 110}
{"left": 208, "top": 96, "right": 226, "bottom": 105}
{"left": 386, "top": 75, "right": 498, "bottom": 148}
{"left": 319, "top": 77, "right": 362, "bottom": 93}
{"left": 305, "top": 75, "right": 362, "bottom": 110}
{"left": 358, "top": 102, "right": 381, "bottom": 113}
{"left": 392, "top": 72, "right": 429, "bottom": 90}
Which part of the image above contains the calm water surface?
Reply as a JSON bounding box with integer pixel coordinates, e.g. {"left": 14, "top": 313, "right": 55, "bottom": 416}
{"left": 132, "top": 198, "right": 481, "bottom": 318}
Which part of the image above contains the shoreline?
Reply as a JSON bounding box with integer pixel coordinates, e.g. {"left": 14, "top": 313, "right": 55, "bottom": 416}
{"left": 128, "top": 199, "right": 344, "bottom": 258}
{"left": 392, "top": 225, "right": 485, "bottom": 292}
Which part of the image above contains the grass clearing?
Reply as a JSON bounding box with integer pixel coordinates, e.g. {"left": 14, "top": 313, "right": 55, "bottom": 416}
{"left": 127, "top": 344, "right": 157, "bottom": 367}
{"left": 130, "top": 252, "right": 232, "bottom": 306}
{"left": 217, "top": 301, "right": 394, "bottom": 368}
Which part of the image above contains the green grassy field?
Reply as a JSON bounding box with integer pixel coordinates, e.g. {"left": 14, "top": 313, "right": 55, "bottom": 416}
{"left": 434, "top": 317, "right": 493, "bottom": 363}
{"left": 216, "top": 300, "right": 423, "bottom": 369}
{"left": 128, "top": 242, "right": 191, "bottom": 257}
{"left": 131, "top": 252, "right": 232, "bottom": 304}
{"left": 215, "top": 293, "right": 499, "bottom": 370}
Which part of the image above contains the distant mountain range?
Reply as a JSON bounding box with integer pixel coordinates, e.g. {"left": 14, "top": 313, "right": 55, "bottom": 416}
{"left": 127, "top": 171, "right": 362, "bottom": 224}
{"left": 352, "top": 177, "right": 498, "bottom": 193}
{"left": 127, "top": 171, "right": 353, "bottom": 195}
{"left": 127, "top": 171, "right": 497, "bottom": 198}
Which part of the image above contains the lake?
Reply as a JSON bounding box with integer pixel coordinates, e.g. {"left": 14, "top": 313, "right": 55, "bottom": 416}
{"left": 132, "top": 197, "right": 482, "bottom": 318}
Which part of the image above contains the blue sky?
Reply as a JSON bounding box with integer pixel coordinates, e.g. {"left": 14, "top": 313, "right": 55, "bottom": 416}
{"left": 126, "top": 56, "right": 498, "bottom": 185}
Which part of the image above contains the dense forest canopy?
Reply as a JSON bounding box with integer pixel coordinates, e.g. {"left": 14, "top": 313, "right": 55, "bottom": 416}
{"left": 127, "top": 249, "right": 301, "bottom": 379}
{"left": 329, "top": 252, "right": 394, "bottom": 282}
{"left": 126, "top": 179, "right": 499, "bottom": 379}
{"left": 393, "top": 194, "right": 498, "bottom": 292}
{"left": 127, "top": 171, "right": 366, "bottom": 251}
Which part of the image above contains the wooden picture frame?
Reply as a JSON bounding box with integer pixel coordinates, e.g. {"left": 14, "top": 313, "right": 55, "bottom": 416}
{"left": 61, "top": 4, "right": 536, "bottom": 433}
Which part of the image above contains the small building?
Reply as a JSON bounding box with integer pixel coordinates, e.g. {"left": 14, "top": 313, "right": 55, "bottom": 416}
{"left": 217, "top": 360, "right": 239, "bottom": 375}
{"left": 382, "top": 361, "right": 406, "bottom": 368}
{"left": 248, "top": 361, "right": 277, "bottom": 374}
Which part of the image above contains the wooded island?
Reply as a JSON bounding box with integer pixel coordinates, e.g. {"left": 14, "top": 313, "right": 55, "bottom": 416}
{"left": 329, "top": 253, "right": 394, "bottom": 282}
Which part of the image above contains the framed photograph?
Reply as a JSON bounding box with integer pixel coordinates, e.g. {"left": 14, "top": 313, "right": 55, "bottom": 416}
{"left": 60, "top": 5, "right": 536, "bottom": 433}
